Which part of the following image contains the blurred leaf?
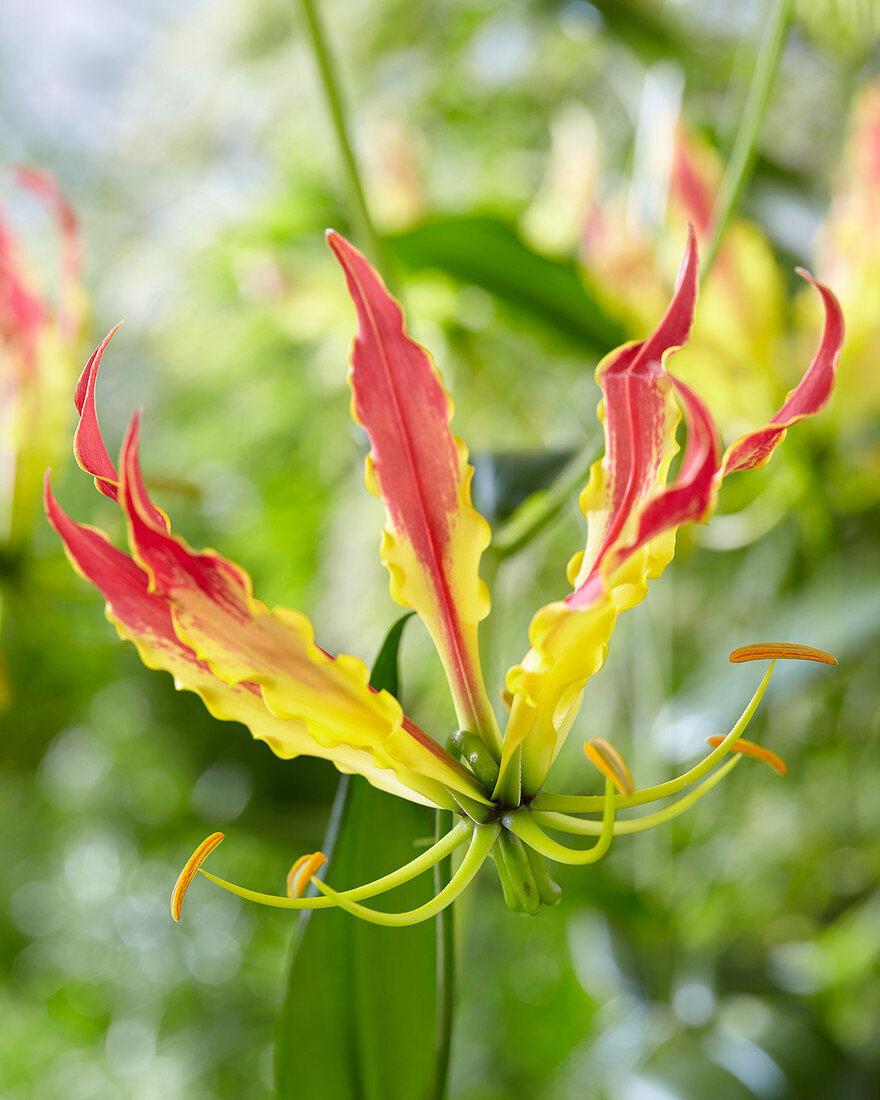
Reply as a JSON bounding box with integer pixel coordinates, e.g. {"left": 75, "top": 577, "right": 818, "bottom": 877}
{"left": 472, "top": 449, "right": 575, "bottom": 526}
{"left": 388, "top": 215, "right": 625, "bottom": 351}
{"left": 275, "top": 615, "right": 438, "bottom": 1100}
{"left": 584, "top": 0, "right": 686, "bottom": 60}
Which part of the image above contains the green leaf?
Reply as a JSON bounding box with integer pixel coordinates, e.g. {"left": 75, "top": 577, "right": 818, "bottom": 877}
{"left": 368, "top": 611, "right": 414, "bottom": 699}
{"left": 387, "top": 214, "right": 625, "bottom": 352}
{"left": 472, "top": 449, "right": 576, "bottom": 527}
{"left": 275, "top": 614, "right": 440, "bottom": 1100}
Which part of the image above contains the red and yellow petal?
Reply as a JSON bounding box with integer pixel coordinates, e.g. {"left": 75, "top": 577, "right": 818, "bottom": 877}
{"left": 45, "top": 474, "right": 455, "bottom": 807}
{"left": 327, "top": 231, "right": 498, "bottom": 748}
{"left": 2, "top": 170, "right": 87, "bottom": 548}
{"left": 571, "top": 224, "right": 700, "bottom": 591}
{"left": 11, "top": 166, "right": 84, "bottom": 336}
{"left": 501, "top": 230, "right": 706, "bottom": 793}
{"left": 73, "top": 326, "right": 123, "bottom": 500}
{"left": 502, "top": 232, "right": 841, "bottom": 796}
{"left": 722, "top": 272, "right": 844, "bottom": 474}
{"left": 115, "top": 412, "right": 487, "bottom": 805}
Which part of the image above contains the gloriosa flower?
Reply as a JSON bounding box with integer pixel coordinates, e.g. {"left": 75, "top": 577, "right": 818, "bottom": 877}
{"left": 45, "top": 226, "right": 842, "bottom": 924}
{"left": 2, "top": 167, "right": 85, "bottom": 552}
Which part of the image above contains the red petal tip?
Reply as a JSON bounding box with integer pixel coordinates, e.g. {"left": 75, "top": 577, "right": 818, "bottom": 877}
{"left": 678, "top": 221, "right": 699, "bottom": 281}
{"left": 74, "top": 324, "right": 124, "bottom": 415}
{"left": 325, "top": 229, "right": 348, "bottom": 255}
{"left": 123, "top": 407, "right": 144, "bottom": 446}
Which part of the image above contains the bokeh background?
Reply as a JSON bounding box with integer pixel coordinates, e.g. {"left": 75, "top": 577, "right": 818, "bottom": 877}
{"left": 2, "top": 1, "right": 879, "bottom": 1097}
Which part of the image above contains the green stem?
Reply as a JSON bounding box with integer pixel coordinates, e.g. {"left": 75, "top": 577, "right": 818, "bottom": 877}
{"left": 432, "top": 811, "right": 455, "bottom": 1100}
{"left": 298, "top": 0, "right": 395, "bottom": 289}
{"left": 491, "top": 437, "right": 601, "bottom": 560}
{"left": 701, "top": 0, "right": 793, "bottom": 281}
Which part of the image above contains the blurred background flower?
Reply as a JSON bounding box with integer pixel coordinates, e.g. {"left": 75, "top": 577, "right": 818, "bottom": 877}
{"left": 0, "top": 166, "right": 86, "bottom": 706}
{"left": 1, "top": 1, "right": 879, "bottom": 1098}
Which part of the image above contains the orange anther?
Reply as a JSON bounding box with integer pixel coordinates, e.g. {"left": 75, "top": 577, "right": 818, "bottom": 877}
{"left": 286, "top": 851, "right": 328, "bottom": 899}
{"left": 706, "top": 736, "right": 787, "bottom": 775}
{"left": 584, "top": 737, "right": 635, "bottom": 796}
{"left": 729, "top": 642, "right": 837, "bottom": 666}
{"left": 171, "top": 832, "right": 225, "bottom": 922}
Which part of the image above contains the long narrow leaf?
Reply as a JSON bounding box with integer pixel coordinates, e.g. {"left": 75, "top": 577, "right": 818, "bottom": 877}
{"left": 275, "top": 615, "right": 440, "bottom": 1100}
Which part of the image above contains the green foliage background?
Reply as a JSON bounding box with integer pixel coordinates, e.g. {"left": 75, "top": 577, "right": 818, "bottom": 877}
{"left": 1, "top": 1, "right": 879, "bottom": 1097}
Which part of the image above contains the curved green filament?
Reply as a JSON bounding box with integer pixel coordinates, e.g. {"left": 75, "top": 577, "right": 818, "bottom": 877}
{"left": 532, "top": 754, "right": 741, "bottom": 837}
{"left": 532, "top": 662, "right": 774, "bottom": 814}
{"left": 198, "top": 819, "right": 474, "bottom": 911}
{"left": 310, "top": 823, "right": 501, "bottom": 926}
{"left": 503, "top": 777, "right": 616, "bottom": 865}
